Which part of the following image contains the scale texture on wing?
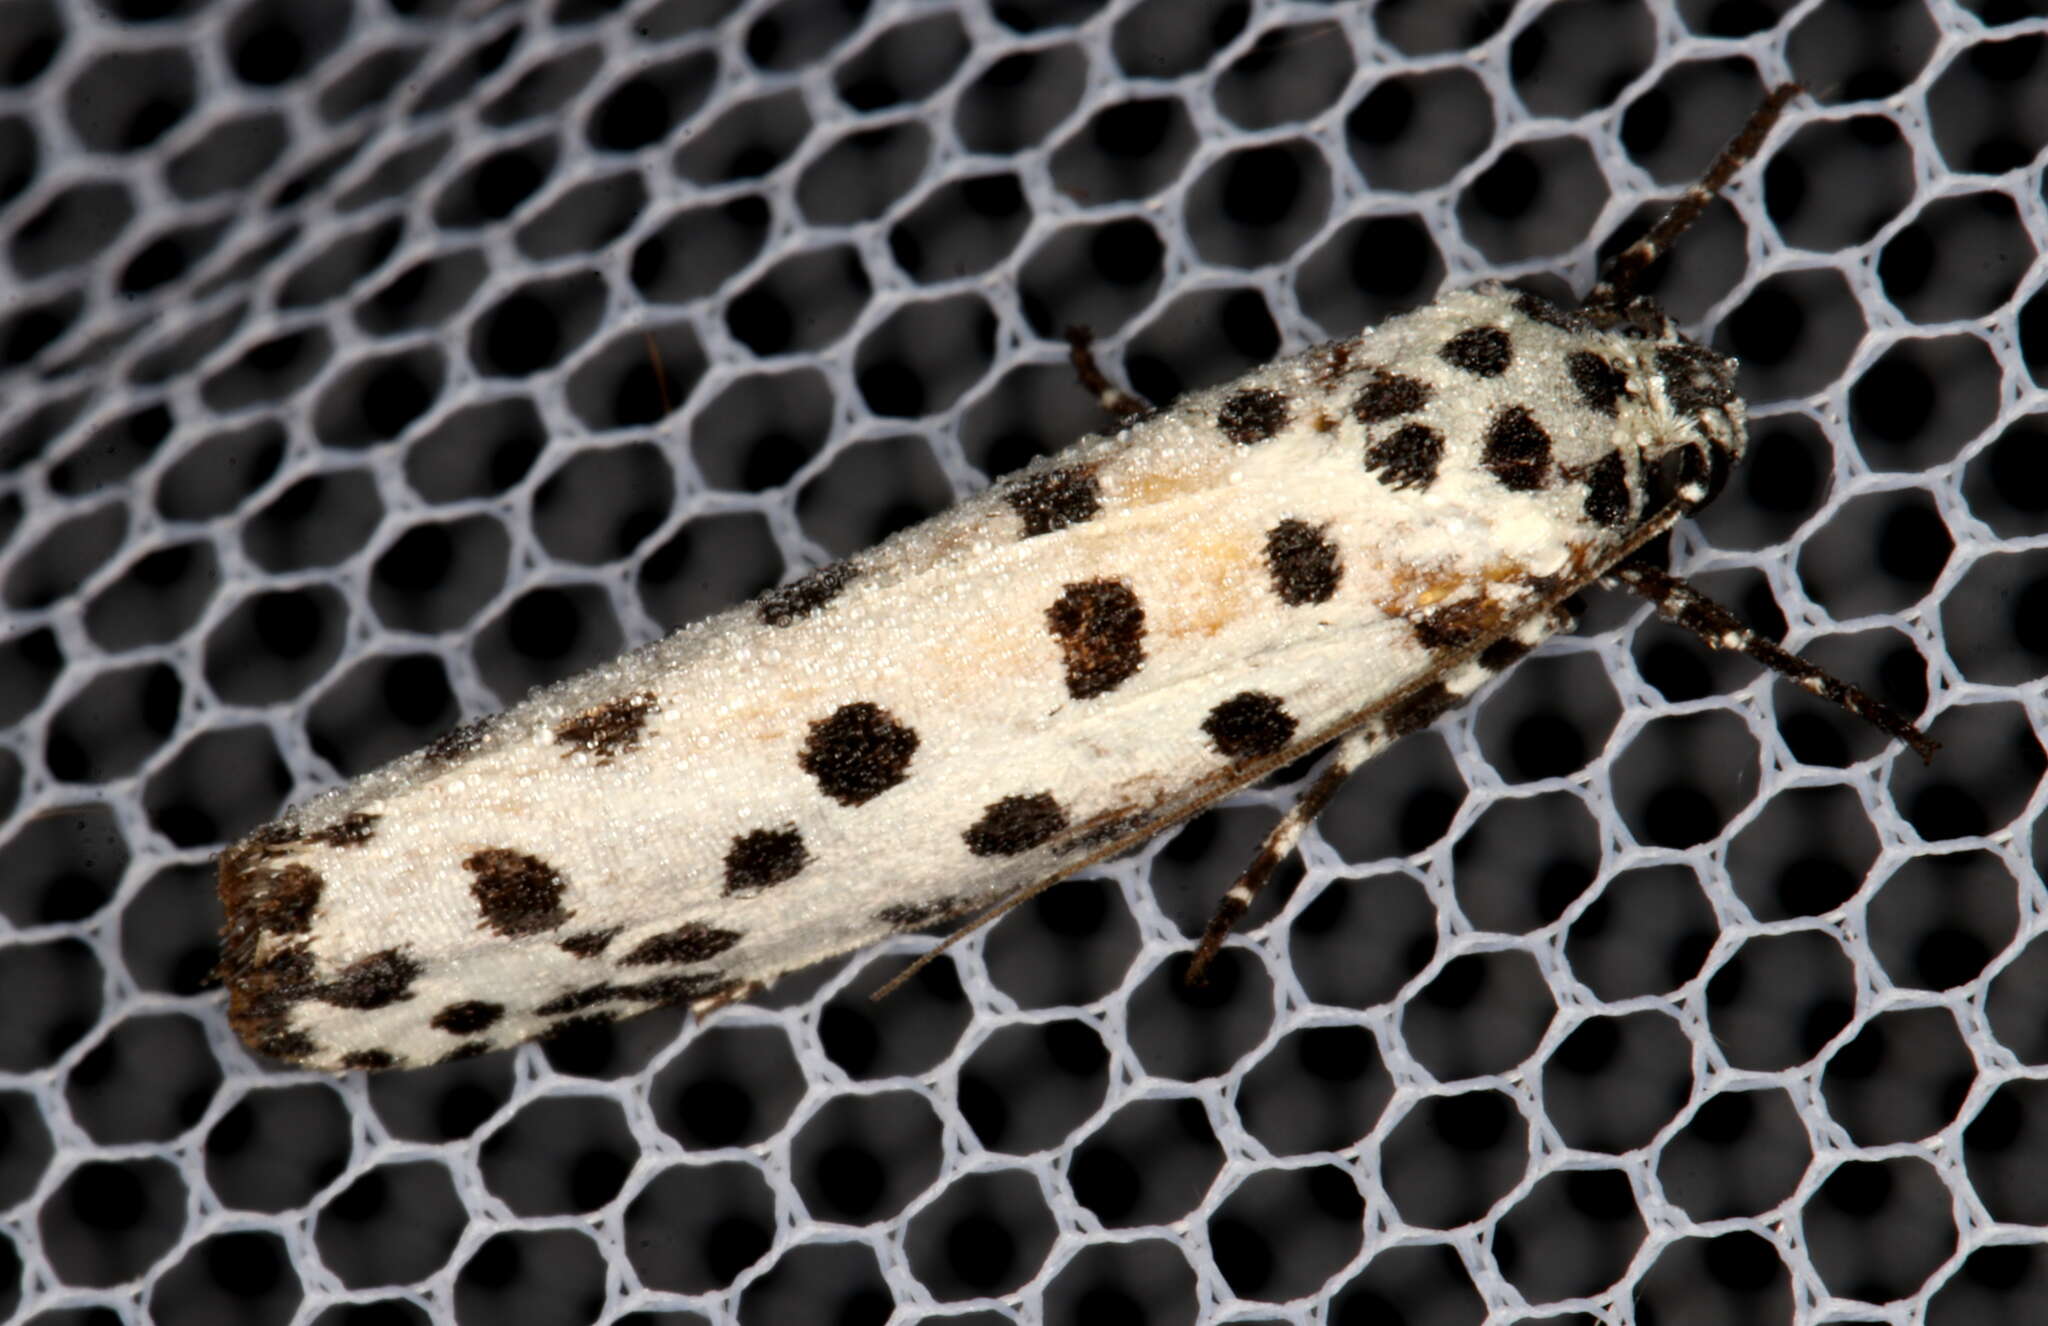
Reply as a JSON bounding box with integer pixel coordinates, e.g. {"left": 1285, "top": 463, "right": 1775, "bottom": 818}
{"left": 219, "top": 286, "right": 1729, "bottom": 1070}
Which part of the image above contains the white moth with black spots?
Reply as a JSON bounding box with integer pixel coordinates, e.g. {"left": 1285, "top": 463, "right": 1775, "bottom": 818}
{"left": 217, "top": 86, "right": 1933, "bottom": 1072}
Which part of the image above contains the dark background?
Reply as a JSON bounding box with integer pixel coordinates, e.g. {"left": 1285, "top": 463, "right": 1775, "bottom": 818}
{"left": 0, "top": 0, "right": 2041, "bottom": 1321}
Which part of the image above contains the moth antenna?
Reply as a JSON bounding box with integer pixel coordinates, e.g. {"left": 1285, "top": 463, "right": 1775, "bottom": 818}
{"left": 1586, "top": 82, "right": 1802, "bottom": 314}
{"left": 1065, "top": 325, "right": 1154, "bottom": 423}
{"left": 1607, "top": 557, "right": 1938, "bottom": 762}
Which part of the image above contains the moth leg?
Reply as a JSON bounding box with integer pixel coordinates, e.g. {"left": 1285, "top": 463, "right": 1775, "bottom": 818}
{"left": 1186, "top": 604, "right": 1582, "bottom": 983}
{"left": 1186, "top": 724, "right": 1388, "bottom": 985}
{"left": 1607, "top": 558, "right": 1938, "bottom": 762}
{"left": 1064, "top": 325, "right": 1153, "bottom": 423}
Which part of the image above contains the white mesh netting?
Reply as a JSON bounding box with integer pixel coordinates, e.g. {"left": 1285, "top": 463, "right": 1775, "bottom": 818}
{"left": 2, "top": 0, "right": 2045, "bottom": 1320}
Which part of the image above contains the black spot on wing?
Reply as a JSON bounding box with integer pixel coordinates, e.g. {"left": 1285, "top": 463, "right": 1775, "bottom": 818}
{"left": 1263, "top": 519, "right": 1342, "bottom": 606}
{"left": 1482, "top": 406, "right": 1553, "bottom": 491}
{"left": 620, "top": 971, "right": 740, "bottom": 1006}
{"left": 260, "top": 1031, "right": 319, "bottom": 1063}
{"left": 1203, "top": 691, "right": 1298, "bottom": 760}
{"left": 1218, "top": 386, "right": 1290, "bottom": 445}
{"left": 318, "top": 948, "right": 423, "bottom": 1011}
{"left": 724, "top": 825, "right": 810, "bottom": 893}
{"left": 1046, "top": 578, "right": 1146, "bottom": 699}
{"left": 1351, "top": 368, "right": 1431, "bottom": 424}
{"left": 1007, "top": 465, "right": 1102, "bottom": 537}
{"left": 619, "top": 922, "right": 743, "bottom": 967}
{"left": 964, "top": 792, "right": 1069, "bottom": 857}
{"left": 1583, "top": 450, "right": 1632, "bottom": 527}
{"left": 1409, "top": 597, "right": 1502, "bottom": 653}
{"left": 1439, "top": 325, "right": 1511, "bottom": 377}
{"left": 535, "top": 983, "right": 623, "bottom": 1017}
{"left": 1477, "top": 635, "right": 1535, "bottom": 672}
{"left": 340, "top": 1049, "right": 397, "bottom": 1071}
{"left": 251, "top": 949, "right": 314, "bottom": 1002}
{"left": 309, "top": 813, "right": 379, "bottom": 848}
{"left": 222, "top": 943, "right": 319, "bottom": 1065}
{"left": 541, "top": 1013, "right": 619, "bottom": 1042}
{"left": 759, "top": 561, "right": 858, "bottom": 627}
{"left": 431, "top": 1000, "right": 504, "bottom": 1035}
{"left": 558, "top": 926, "right": 620, "bottom": 958}
{"left": 1364, "top": 422, "right": 1443, "bottom": 491}
{"left": 799, "top": 701, "right": 920, "bottom": 806}
{"left": 554, "top": 691, "right": 657, "bottom": 763}
{"left": 465, "top": 848, "right": 574, "bottom": 937}
{"left": 1383, "top": 681, "right": 1459, "bottom": 740}
{"left": 423, "top": 715, "right": 496, "bottom": 764}
{"left": 1568, "top": 350, "right": 1628, "bottom": 417}
{"left": 259, "top": 864, "right": 324, "bottom": 936}
{"left": 877, "top": 896, "right": 975, "bottom": 930}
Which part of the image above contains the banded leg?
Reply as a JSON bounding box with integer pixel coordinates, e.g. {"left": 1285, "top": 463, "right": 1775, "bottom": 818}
{"left": 1607, "top": 558, "right": 1937, "bottom": 761}
{"left": 1187, "top": 606, "right": 1576, "bottom": 983}
{"left": 1186, "top": 723, "right": 1385, "bottom": 984}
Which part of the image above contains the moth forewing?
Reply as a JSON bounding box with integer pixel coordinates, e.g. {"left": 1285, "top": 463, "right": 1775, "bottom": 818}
{"left": 215, "top": 85, "right": 1931, "bottom": 1072}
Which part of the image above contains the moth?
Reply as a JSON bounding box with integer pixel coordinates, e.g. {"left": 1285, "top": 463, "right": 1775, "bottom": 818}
{"left": 217, "top": 86, "right": 1933, "bottom": 1071}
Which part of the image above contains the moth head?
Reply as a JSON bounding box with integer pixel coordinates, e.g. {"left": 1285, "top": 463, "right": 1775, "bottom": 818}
{"left": 1568, "top": 86, "right": 1796, "bottom": 518}
{"left": 1604, "top": 295, "right": 1746, "bottom": 512}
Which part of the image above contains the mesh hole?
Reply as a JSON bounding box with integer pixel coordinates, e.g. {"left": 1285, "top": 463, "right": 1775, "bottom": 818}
{"left": 790, "top": 1089, "right": 945, "bottom": 1224}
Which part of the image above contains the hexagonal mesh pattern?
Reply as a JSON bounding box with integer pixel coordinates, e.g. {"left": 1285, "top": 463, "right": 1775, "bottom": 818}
{"left": 2, "top": 0, "right": 2043, "bottom": 1320}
